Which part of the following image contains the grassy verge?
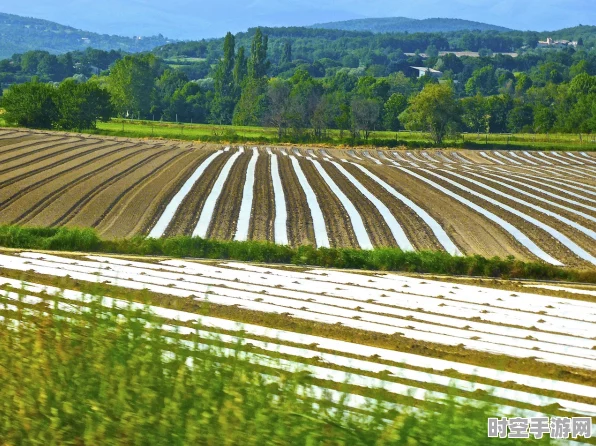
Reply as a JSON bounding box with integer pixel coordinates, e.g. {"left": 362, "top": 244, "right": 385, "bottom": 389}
{"left": 83, "top": 120, "right": 596, "bottom": 151}
{"left": 0, "top": 292, "right": 548, "bottom": 444}
{"left": 1, "top": 225, "right": 595, "bottom": 283}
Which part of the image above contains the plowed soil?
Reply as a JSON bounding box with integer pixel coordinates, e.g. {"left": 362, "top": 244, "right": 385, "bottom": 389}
{"left": 413, "top": 169, "right": 587, "bottom": 266}
{"left": 164, "top": 150, "right": 234, "bottom": 237}
{"left": 10, "top": 147, "right": 153, "bottom": 226}
{"left": 369, "top": 165, "right": 531, "bottom": 260}
{"left": 318, "top": 161, "right": 396, "bottom": 248}
{"left": 208, "top": 153, "right": 251, "bottom": 240}
{"left": 276, "top": 154, "right": 316, "bottom": 247}
{"left": 249, "top": 152, "right": 275, "bottom": 242}
{"left": 434, "top": 169, "right": 596, "bottom": 265}
{"left": 98, "top": 146, "right": 213, "bottom": 238}
{"left": 298, "top": 157, "right": 358, "bottom": 249}
{"left": 341, "top": 163, "right": 445, "bottom": 251}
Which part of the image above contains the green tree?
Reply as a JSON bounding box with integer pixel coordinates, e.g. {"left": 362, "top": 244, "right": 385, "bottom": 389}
{"left": 248, "top": 28, "right": 269, "bottom": 80}
{"left": 234, "top": 46, "right": 248, "bottom": 88}
{"left": 400, "top": 83, "right": 461, "bottom": 144}
{"left": 211, "top": 32, "right": 237, "bottom": 124}
{"left": 461, "top": 94, "right": 488, "bottom": 133}
{"left": 233, "top": 79, "right": 266, "bottom": 126}
{"left": 280, "top": 41, "right": 292, "bottom": 65}
{"left": 507, "top": 104, "right": 534, "bottom": 133}
{"left": 351, "top": 97, "right": 381, "bottom": 140}
{"left": 55, "top": 79, "right": 112, "bottom": 130}
{"left": 465, "top": 66, "right": 497, "bottom": 96}
{"left": 1, "top": 81, "right": 58, "bottom": 129}
{"left": 383, "top": 93, "right": 407, "bottom": 131}
{"left": 108, "top": 55, "right": 158, "bottom": 118}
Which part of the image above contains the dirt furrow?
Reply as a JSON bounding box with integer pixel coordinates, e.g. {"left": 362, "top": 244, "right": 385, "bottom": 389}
{"left": 0, "top": 138, "right": 89, "bottom": 169}
{"left": 22, "top": 149, "right": 158, "bottom": 228}
{"left": 4, "top": 147, "right": 150, "bottom": 225}
{"left": 298, "top": 157, "right": 358, "bottom": 249}
{"left": 435, "top": 170, "right": 596, "bottom": 263}
{"left": 319, "top": 161, "right": 396, "bottom": 248}
{"left": 0, "top": 140, "right": 124, "bottom": 190}
{"left": 164, "top": 150, "right": 234, "bottom": 237}
{"left": 0, "top": 134, "right": 60, "bottom": 154}
{"left": 456, "top": 172, "right": 596, "bottom": 231}
{"left": 369, "top": 165, "right": 530, "bottom": 260}
{"left": 0, "top": 143, "right": 135, "bottom": 210}
{"left": 249, "top": 152, "right": 275, "bottom": 242}
{"left": 412, "top": 169, "right": 589, "bottom": 267}
{"left": 97, "top": 147, "right": 214, "bottom": 239}
{"left": 208, "top": 153, "right": 251, "bottom": 240}
{"left": 53, "top": 146, "right": 176, "bottom": 227}
{"left": 342, "top": 163, "right": 444, "bottom": 251}
{"left": 276, "top": 155, "right": 315, "bottom": 247}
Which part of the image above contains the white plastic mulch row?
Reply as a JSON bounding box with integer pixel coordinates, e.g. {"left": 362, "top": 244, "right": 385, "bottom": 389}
{"left": 350, "top": 163, "right": 461, "bottom": 255}
{"left": 479, "top": 152, "right": 505, "bottom": 165}
{"left": 396, "top": 168, "right": 563, "bottom": 265}
{"left": 1, "top": 284, "right": 595, "bottom": 419}
{"left": 463, "top": 170, "right": 596, "bottom": 224}
{"left": 310, "top": 159, "right": 373, "bottom": 250}
{"left": 235, "top": 148, "right": 259, "bottom": 241}
{"left": 193, "top": 147, "right": 244, "bottom": 238}
{"left": 439, "top": 169, "right": 596, "bottom": 242}
{"left": 489, "top": 168, "right": 596, "bottom": 208}
{"left": 289, "top": 156, "right": 330, "bottom": 248}
{"left": 270, "top": 154, "right": 289, "bottom": 245}
{"left": 329, "top": 161, "right": 413, "bottom": 251}
{"left": 148, "top": 149, "right": 223, "bottom": 238}
{"left": 2, "top": 275, "right": 595, "bottom": 406}
{"left": 420, "top": 169, "right": 596, "bottom": 266}
{"left": 362, "top": 151, "right": 381, "bottom": 165}
{"left": 81, "top": 254, "right": 596, "bottom": 332}
{"left": 4, "top": 253, "right": 596, "bottom": 369}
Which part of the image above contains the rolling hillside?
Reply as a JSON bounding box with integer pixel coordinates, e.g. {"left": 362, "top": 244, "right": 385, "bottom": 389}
{"left": 311, "top": 17, "right": 512, "bottom": 33}
{"left": 0, "top": 12, "right": 171, "bottom": 60}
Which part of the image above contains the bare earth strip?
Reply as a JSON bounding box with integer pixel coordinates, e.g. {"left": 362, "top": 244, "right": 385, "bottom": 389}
{"left": 368, "top": 165, "right": 531, "bottom": 259}
{"left": 2, "top": 147, "right": 149, "bottom": 225}
{"left": 164, "top": 151, "right": 235, "bottom": 237}
{"left": 0, "top": 138, "right": 90, "bottom": 171}
{"left": 208, "top": 153, "right": 252, "bottom": 241}
{"left": 97, "top": 147, "right": 214, "bottom": 239}
{"left": 249, "top": 152, "right": 275, "bottom": 242}
{"left": 276, "top": 154, "right": 316, "bottom": 247}
{"left": 0, "top": 135, "right": 64, "bottom": 156}
{"left": 436, "top": 169, "right": 596, "bottom": 262}
{"left": 455, "top": 170, "right": 596, "bottom": 234}
{"left": 0, "top": 141, "right": 124, "bottom": 191}
{"left": 342, "top": 163, "right": 445, "bottom": 252}
{"left": 319, "top": 161, "right": 397, "bottom": 248}
{"left": 298, "top": 157, "right": 358, "bottom": 249}
{"left": 0, "top": 143, "right": 131, "bottom": 210}
{"left": 20, "top": 149, "right": 158, "bottom": 228}
{"left": 414, "top": 169, "right": 587, "bottom": 266}
{"left": 55, "top": 148, "right": 180, "bottom": 228}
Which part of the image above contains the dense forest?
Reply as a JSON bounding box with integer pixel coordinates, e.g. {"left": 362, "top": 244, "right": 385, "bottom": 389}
{"left": 310, "top": 17, "right": 511, "bottom": 33}
{"left": 0, "top": 12, "right": 171, "bottom": 60}
{"left": 2, "top": 25, "right": 596, "bottom": 141}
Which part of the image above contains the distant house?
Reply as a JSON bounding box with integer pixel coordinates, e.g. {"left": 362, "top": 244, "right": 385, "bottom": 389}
{"left": 410, "top": 66, "right": 443, "bottom": 79}
{"left": 537, "top": 37, "right": 578, "bottom": 49}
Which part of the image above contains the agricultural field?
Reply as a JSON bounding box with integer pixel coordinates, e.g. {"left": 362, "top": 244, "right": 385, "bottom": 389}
{"left": 2, "top": 128, "right": 596, "bottom": 268}
{"left": 0, "top": 250, "right": 595, "bottom": 443}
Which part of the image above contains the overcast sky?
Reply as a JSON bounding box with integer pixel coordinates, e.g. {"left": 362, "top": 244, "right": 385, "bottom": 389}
{"left": 1, "top": 0, "right": 593, "bottom": 39}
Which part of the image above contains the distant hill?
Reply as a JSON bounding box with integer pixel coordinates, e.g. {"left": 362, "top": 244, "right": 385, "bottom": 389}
{"left": 310, "top": 17, "right": 512, "bottom": 34}
{"left": 0, "top": 12, "right": 172, "bottom": 60}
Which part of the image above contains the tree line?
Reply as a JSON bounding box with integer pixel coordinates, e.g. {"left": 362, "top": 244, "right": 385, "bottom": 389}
{"left": 2, "top": 27, "right": 596, "bottom": 141}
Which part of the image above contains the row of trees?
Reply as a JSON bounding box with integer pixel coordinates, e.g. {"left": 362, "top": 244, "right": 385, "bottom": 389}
{"left": 1, "top": 79, "right": 112, "bottom": 130}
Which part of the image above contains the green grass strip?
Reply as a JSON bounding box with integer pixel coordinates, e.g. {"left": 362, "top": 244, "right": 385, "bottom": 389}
{"left": 0, "top": 224, "right": 595, "bottom": 283}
